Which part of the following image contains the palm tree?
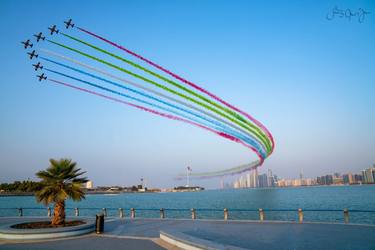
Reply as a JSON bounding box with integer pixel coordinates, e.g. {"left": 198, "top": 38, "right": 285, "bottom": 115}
{"left": 35, "top": 158, "right": 88, "bottom": 226}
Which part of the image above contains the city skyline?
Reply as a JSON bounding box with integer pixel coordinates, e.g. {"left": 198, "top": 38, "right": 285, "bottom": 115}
{"left": 0, "top": 0, "right": 374, "bottom": 188}
{"left": 233, "top": 164, "right": 375, "bottom": 189}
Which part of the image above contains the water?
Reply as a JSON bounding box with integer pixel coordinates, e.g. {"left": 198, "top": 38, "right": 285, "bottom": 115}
{"left": 1, "top": 185, "right": 374, "bottom": 224}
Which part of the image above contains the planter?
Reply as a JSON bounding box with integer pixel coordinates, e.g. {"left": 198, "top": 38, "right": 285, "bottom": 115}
{"left": 0, "top": 217, "right": 95, "bottom": 241}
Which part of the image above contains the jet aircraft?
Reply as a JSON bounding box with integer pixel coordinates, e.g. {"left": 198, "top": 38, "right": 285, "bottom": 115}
{"left": 27, "top": 50, "right": 38, "bottom": 59}
{"left": 34, "top": 32, "right": 45, "bottom": 42}
{"left": 37, "top": 73, "right": 47, "bottom": 81}
{"left": 32, "top": 62, "right": 43, "bottom": 71}
{"left": 64, "top": 19, "right": 74, "bottom": 29}
{"left": 48, "top": 25, "right": 59, "bottom": 35}
{"left": 21, "top": 39, "right": 33, "bottom": 49}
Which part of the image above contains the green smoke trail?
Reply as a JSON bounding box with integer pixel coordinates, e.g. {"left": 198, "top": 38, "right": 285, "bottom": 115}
{"left": 47, "top": 39, "right": 271, "bottom": 154}
{"left": 59, "top": 33, "right": 272, "bottom": 154}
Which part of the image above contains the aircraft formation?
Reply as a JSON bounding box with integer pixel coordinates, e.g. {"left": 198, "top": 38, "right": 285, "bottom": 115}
{"left": 20, "top": 18, "right": 274, "bottom": 179}
{"left": 21, "top": 19, "right": 74, "bottom": 82}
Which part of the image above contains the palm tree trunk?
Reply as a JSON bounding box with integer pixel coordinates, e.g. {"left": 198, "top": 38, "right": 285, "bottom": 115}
{"left": 52, "top": 200, "right": 65, "bottom": 225}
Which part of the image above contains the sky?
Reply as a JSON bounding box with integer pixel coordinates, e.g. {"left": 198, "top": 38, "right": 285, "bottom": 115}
{"left": 0, "top": 0, "right": 374, "bottom": 189}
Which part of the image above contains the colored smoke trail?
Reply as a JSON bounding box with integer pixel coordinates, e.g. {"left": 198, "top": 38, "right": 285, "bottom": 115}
{"left": 39, "top": 49, "right": 261, "bottom": 147}
{"left": 23, "top": 21, "right": 275, "bottom": 179}
{"left": 46, "top": 39, "right": 271, "bottom": 154}
{"left": 48, "top": 78, "right": 265, "bottom": 164}
{"left": 175, "top": 162, "right": 260, "bottom": 179}
{"left": 58, "top": 33, "right": 273, "bottom": 154}
{"left": 77, "top": 27, "right": 275, "bottom": 154}
{"left": 42, "top": 59, "right": 266, "bottom": 157}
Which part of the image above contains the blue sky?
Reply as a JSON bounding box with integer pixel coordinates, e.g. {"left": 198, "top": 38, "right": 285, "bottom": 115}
{"left": 0, "top": 0, "right": 374, "bottom": 188}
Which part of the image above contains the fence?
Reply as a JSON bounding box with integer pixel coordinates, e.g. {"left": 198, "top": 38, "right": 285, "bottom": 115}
{"left": 1, "top": 207, "right": 375, "bottom": 225}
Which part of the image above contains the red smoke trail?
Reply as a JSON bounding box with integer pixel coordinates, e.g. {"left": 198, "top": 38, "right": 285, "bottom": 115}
{"left": 77, "top": 27, "right": 275, "bottom": 154}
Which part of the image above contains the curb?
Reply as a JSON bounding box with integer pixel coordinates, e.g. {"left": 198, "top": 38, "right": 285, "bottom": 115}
{"left": 0, "top": 218, "right": 95, "bottom": 241}
{"left": 160, "top": 230, "right": 247, "bottom": 250}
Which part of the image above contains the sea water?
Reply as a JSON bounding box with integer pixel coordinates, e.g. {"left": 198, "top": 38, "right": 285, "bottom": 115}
{"left": 1, "top": 185, "right": 374, "bottom": 224}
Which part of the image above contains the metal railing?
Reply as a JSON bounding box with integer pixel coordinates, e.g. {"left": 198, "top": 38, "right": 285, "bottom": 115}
{"left": 1, "top": 207, "right": 374, "bottom": 224}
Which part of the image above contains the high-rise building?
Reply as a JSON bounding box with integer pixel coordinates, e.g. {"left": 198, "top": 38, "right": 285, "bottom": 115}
{"left": 317, "top": 176, "right": 327, "bottom": 185}
{"left": 250, "top": 169, "right": 258, "bottom": 188}
{"left": 246, "top": 173, "right": 251, "bottom": 188}
{"left": 258, "top": 174, "right": 268, "bottom": 188}
{"left": 354, "top": 174, "right": 363, "bottom": 183}
{"left": 267, "top": 169, "right": 275, "bottom": 187}
{"left": 348, "top": 173, "right": 354, "bottom": 184}
{"left": 343, "top": 173, "right": 355, "bottom": 185}
{"left": 325, "top": 175, "right": 333, "bottom": 185}
{"left": 239, "top": 175, "right": 247, "bottom": 188}
{"left": 342, "top": 174, "right": 350, "bottom": 184}
{"left": 317, "top": 176, "right": 322, "bottom": 185}
{"left": 361, "top": 170, "right": 366, "bottom": 183}
{"left": 362, "top": 167, "right": 375, "bottom": 184}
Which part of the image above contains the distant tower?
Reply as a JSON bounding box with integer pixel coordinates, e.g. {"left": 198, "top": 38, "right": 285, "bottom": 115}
{"left": 186, "top": 166, "right": 192, "bottom": 187}
{"left": 267, "top": 169, "right": 275, "bottom": 187}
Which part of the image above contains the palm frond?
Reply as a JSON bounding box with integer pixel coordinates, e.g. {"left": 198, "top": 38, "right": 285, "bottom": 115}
{"left": 35, "top": 158, "right": 87, "bottom": 205}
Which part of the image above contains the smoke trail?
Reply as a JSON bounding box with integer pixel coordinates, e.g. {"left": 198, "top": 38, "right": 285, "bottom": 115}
{"left": 39, "top": 50, "right": 266, "bottom": 154}
{"left": 48, "top": 78, "right": 264, "bottom": 167}
{"left": 42, "top": 58, "right": 266, "bottom": 157}
{"left": 175, "top": 161, "right": 260, "bottom": 179}
{"left": 46, "top": 39, "right": 271, "bottom": 152}
{"left": 77, "top": 27, "right": 275, "bottom": 154}
{"left": 40, "top": 49, "right": 256, "bottom": 141}
{"left": 59, "top": 33, "right": 273, "bottom": 154}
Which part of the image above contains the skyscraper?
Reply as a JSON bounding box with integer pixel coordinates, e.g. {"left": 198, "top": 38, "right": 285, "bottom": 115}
{"left": 246, "top": 173, "right": 251, "bottom": 188}
{"left": 258, "top": 174, "right": 268, "bottom": 188}
{"left": 325, "top": 175, "right": 334, "bottom": 185}
{"left": 239, "top": 175, "right": 247, "bottom": 188}
{"left": 354, "top": 174, "right": 363, "bottom": 183}
{"left": 362, "top": 167, "right": 375, "bottom": 184}
{"left": 250, "top": 168, "right": 258, "bottom": 188}
{"left": 267, "top": 169, "right": 275, "bottom": 187}
{"left": 343, "top": 174, "right": 350, "bottom": 184}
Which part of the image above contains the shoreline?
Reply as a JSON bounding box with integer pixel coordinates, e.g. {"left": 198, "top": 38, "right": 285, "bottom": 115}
{"left": 1, "top": 184, "right": 374, "bottom": 197}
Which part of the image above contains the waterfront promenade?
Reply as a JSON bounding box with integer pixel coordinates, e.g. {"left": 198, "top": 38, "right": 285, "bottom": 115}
{"left": 1, "top": 217, "right": 375, "bottom": 249}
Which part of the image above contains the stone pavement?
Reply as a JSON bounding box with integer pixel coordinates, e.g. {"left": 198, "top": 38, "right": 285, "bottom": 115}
{"left": 1, "top": 217, "right": 375, "bottom": 249}
{"left": 0, "top": 234, "right": 166, "bottom": 250}
{"left": 103, "top": 218, "right": 375, "bottom": 250}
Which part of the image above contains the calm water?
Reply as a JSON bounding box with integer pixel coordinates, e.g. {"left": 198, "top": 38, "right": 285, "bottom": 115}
{"left": 1, "top": 185, "right": 374, "bottom": 224}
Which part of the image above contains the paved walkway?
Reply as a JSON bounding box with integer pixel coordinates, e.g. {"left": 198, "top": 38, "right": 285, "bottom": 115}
{"left": 103, "top": 218, "right": 375, "bottom": 250}
{"left": 0, "top": 235, "right": 165, "bottom": 250}
{"left": 1, "top": 217, "right": 375, "bottom": 249}
{"left": 0, "top": 217, "right": 167, "bottom": 250}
